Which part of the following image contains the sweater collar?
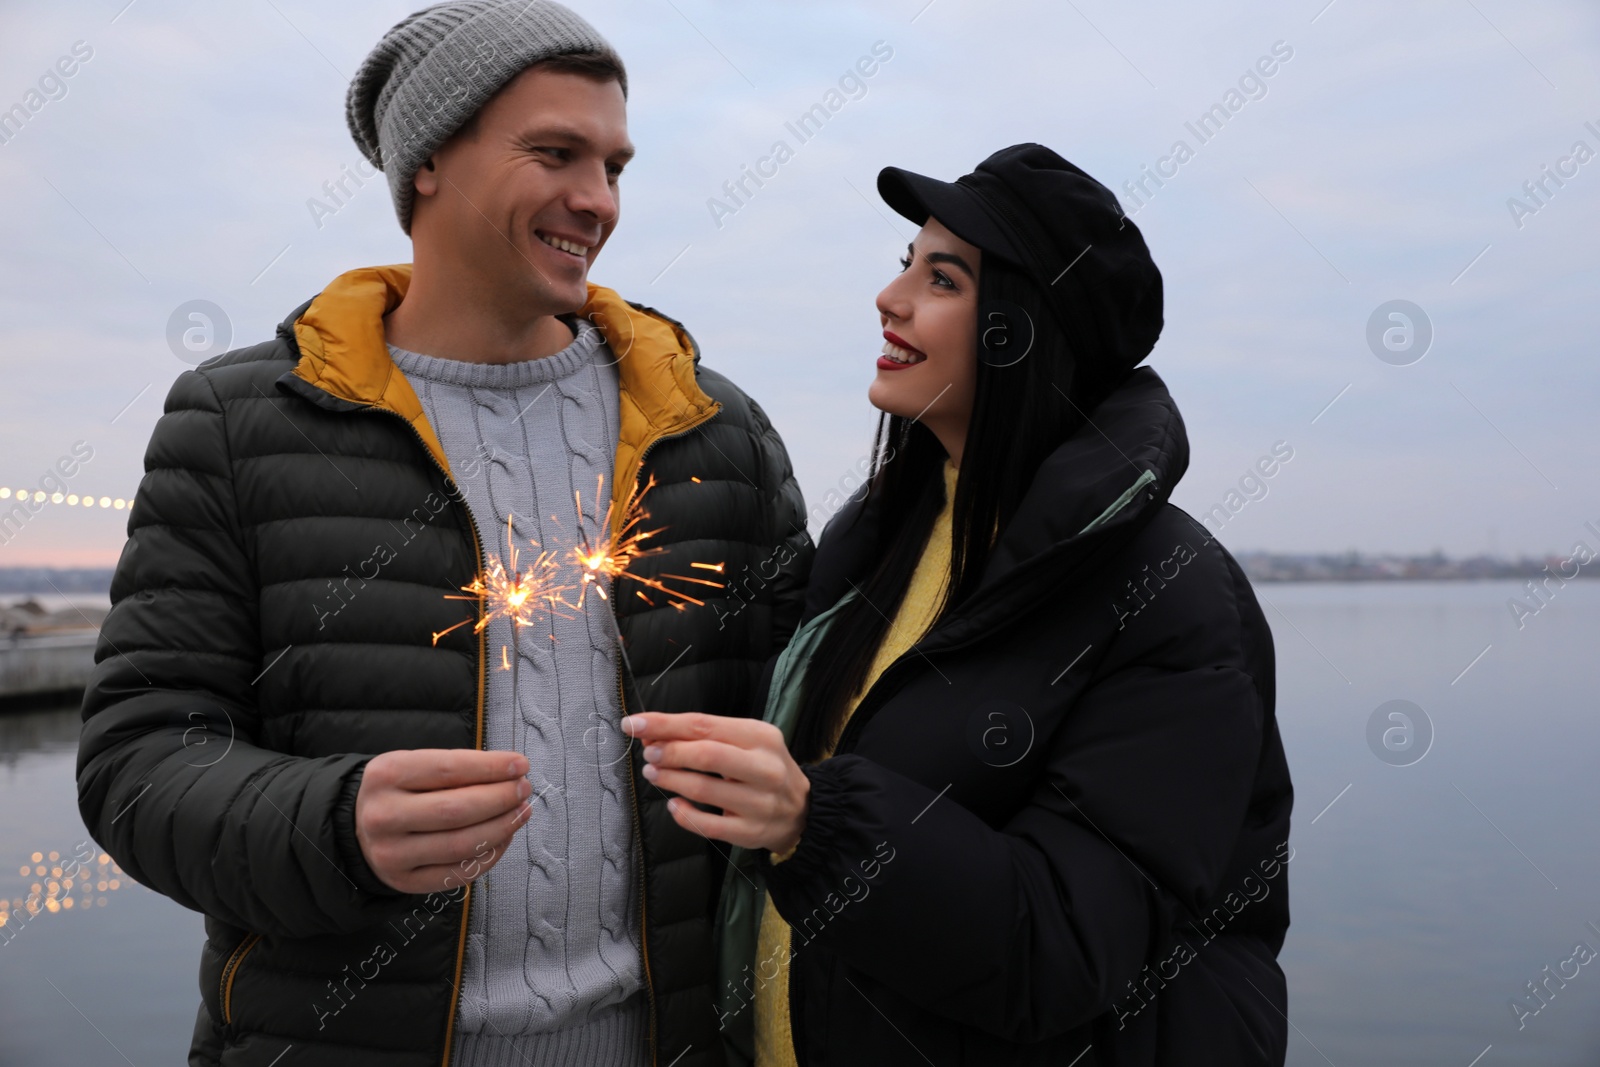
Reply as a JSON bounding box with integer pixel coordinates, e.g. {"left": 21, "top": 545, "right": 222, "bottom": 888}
{"left": 280, "top": 263, "right": 720, "bottom": 537}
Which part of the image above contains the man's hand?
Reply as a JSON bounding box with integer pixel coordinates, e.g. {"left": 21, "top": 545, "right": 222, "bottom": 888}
{"left": 354, "top": 749, "right": 533, "bottom": 894}
{"left": 621, "top": 713, "right": 809, "bottom": 855}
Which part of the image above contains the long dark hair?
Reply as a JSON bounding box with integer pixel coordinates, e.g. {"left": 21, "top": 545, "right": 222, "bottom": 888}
{"left": 791, "top": 250, "right": 1091, "bottom": 764}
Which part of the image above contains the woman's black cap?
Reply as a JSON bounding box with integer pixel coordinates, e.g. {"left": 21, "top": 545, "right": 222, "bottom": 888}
{"left": 878, "top": 143, "right": 1164, "bottom": 405}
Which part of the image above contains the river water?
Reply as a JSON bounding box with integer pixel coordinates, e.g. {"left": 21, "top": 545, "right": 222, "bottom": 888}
{"left": 0, "top": 580, "right": 1595, "bottom": 1065}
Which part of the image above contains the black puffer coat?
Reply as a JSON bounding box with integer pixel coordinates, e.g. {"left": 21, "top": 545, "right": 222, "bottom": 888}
{"left": 77, "top": 265, "right": 811, "bottom": 1067}
{"left": 725, "top": 368, "right": 1292, "bottom": 1066}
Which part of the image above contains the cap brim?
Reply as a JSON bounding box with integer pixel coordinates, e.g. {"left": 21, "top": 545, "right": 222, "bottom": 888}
{"left": 877, "top": 166, "right": 1025, "bottom": 265}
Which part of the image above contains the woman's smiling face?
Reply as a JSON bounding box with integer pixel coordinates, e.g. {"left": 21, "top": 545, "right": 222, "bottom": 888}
{"left": 870, "top": 216, "right": 981, "bottom": 465}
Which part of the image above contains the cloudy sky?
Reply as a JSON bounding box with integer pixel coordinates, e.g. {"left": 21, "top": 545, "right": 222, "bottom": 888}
{"left": 1, "top": 0, "right": 1596, "bottom": 567}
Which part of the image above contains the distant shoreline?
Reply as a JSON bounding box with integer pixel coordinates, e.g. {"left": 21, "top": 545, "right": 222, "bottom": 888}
{"left": 0, "top": 568, "right": 115, "bottom": 595}
{"left": 1230, "top": 552, "right": 1595, "bottom": 584}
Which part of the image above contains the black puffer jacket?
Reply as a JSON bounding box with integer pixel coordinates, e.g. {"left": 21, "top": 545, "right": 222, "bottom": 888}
{"left": 77, "top": 265, "right": 811, "bottom": 1067}
{"left": 727, "top": 368, "right": 1292, "bottom": 1066}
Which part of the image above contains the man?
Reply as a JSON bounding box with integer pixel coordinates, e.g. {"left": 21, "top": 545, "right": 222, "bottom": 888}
{"left": 76, "top": 3, "right": 811, "bottom": 1065}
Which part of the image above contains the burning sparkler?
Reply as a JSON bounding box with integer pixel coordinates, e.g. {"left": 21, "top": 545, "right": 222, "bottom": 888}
{"left": 569, "top": 473, "right": 725, "bottom": 610}
{"left": 430, "top": 476, "right": 726, "bottom": 739}
{"left": 431, "top": 516, "right": 577, "bottom": 764}
{"left": 431, "top": 514, "right": 573, "bottom": 649}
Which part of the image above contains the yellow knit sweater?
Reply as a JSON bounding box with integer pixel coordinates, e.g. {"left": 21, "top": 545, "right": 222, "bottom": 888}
{"left": 754, "top": 459, "right": 959, "bottom": 1066}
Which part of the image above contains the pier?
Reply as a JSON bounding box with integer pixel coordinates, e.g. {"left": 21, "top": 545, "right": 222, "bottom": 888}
{"left": 0, "top": 599, "right": 101, "bottom": 709}
{"left": 0, "top": 632, "right": 96, "bottom": 708}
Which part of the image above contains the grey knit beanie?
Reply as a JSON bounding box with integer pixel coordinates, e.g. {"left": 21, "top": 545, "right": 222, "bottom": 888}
{"left": 347, "top": 0, "right": 628, "bottom": 234}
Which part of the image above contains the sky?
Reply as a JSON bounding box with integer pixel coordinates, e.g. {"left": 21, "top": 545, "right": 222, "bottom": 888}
{"left": 0, "top": 0, "right": 1596, "bottom": 566}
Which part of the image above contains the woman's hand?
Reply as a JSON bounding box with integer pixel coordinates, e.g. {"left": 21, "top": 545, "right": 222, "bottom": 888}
{"left": 620, "top": 712, "right": 809, "bottom": 855}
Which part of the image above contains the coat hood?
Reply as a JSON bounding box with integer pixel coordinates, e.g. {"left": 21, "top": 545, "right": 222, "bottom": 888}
{"left": 980, "top": 367, "right": 1188, "bottom": 579}
{"left": 809, "top": 367, "right": 1190, "bottom": 644}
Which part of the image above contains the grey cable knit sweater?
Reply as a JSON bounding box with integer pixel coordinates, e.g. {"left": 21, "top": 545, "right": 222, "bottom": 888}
{"left": 389, "top": 318, "right": 649, "bottom": 1067}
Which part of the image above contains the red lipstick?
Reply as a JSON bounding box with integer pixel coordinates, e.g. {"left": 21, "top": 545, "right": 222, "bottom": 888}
{"left": 878, "top": 331, "right": 925, "bottom": 372}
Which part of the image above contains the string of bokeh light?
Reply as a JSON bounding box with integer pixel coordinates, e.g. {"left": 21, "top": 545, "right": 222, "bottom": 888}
{"left": 1, "top": 848, "right": 129, "bottom": 932}
{"left": 0, "top": 487, "right": 130, "bottom": 509}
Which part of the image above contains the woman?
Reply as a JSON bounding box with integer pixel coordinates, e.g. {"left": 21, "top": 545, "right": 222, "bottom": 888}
{"left": 621, "top": 143, "right": 1294, "bottom": 1066}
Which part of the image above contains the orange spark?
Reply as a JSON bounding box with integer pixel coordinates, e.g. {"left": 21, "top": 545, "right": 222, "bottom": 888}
{"left": 432, "top": 515, "right": 575, "bottom": 646}
{"left": 569, "top": 474, "right": 726, "bottom": 609}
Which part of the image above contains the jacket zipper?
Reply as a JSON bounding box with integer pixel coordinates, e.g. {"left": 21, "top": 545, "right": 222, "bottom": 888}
{"left": 348, "top": 361, "right": 716, "bottom": 1064}
{"left": 777, "top": 510, "right": 1135, "bottom": 1058}
{"left": 616, "top": 660, "right": 654, "bottom": 1064}
{"left": 221, "top": 409, "right": 512, "bottom": 1034}
{"left": 363, "top": 409, "right": 488, "bottom": 1067}
{"left": 220, "top": 932, "right": 264, "bottom": 1026}
{"left": 612, "top": 404, "right": 722, "bottom": 1067}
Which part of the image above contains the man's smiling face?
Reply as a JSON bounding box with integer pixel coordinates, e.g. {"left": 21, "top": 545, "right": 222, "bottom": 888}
{"left": 412, "top": 65, "right": 635, "bottom": 314}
